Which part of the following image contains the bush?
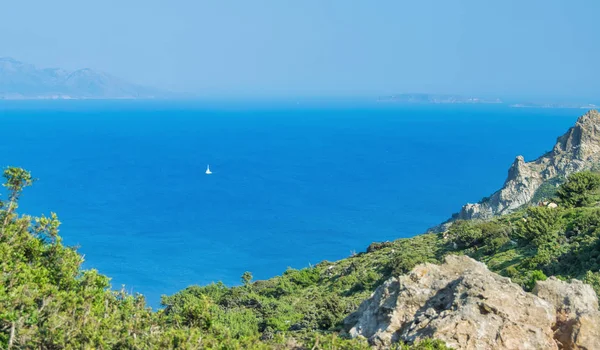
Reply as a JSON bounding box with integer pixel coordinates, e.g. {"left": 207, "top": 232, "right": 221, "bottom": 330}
{"left": 556, "top": 171, "right": 600, "bottom": 207}
{"left": 367, "top": 241, "right": 393, "bottom": 253}
{"left": 525, "top": 270, "right": 547, "bottom": 290}
{"left": 517, "top": 207, "right": 561, "bottom": 247}
{"left": 479, "top": 221, "right": 511, "bottom": 253}
{"left": 446, "top": 220, "right": 483, "bottom": 249}
{"left": 566, "top": 208, "right": 600, "bottom": 239}
{"left": 584, "top": 271, "right": 600, "bottom": 297}
{"left": 504, "top": 266, "right": 519, "bottom": 278}
{"left": 283, "top": 267, "right": 321, "bottom": 288}
{"left": 393, "top": 339, "right": 453, "bottom": 349}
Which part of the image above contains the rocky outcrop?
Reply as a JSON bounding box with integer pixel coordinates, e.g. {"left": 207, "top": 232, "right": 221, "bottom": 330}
{"left": 344, "top": 255, "right": 600, "bottom": 349}
{"left": 533, "top": 278, "right": 600, "bottom": 349}
{"left": 432, "top": 110, "right": 600, "bottom": 231}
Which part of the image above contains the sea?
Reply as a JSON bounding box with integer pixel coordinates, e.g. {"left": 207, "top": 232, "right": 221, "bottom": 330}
{"left": 0, "top": 100, "right": 583, "bottom": 307}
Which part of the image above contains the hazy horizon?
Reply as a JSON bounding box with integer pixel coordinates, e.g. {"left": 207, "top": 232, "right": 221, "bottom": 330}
{"left": 2, "top": 1, "right": 599, "bottom": 100}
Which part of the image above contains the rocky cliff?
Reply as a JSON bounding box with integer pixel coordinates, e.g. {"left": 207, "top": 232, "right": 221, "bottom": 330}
{"left": 432, "top": 110, "right": 600, "bottom": 231}
{"left": 344, "top": 255, "right": 600, "bottom": 349}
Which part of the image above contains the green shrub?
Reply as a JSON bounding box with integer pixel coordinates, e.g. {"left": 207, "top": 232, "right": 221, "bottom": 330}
{"left": 446, "top": 220, "right": 483, "bottom": 249}
{"left": 556, "top": 171, "right": 600, "bottom": 207}
{"left": 584, "top": 271, "right": 600, "bottom": 296}
{"left": 516, "top": 207, "right": 562, "bottom": 247}
{"left": 504, "top": 266, "right": 519, "bottom": 278}
{"left": 566, "top": 208, "right": 600, "bottom": 239}
{"left": 283, "top": 267, "right": 321, "bottom": 287}
{"left": 479, "top": 221, "right": 511, "bottom": 253}
{"left": 393, "top": 339, "right": 453, "bottom": 349}
{"left": 525, "top": 270, "right": 547, "bottom": 290}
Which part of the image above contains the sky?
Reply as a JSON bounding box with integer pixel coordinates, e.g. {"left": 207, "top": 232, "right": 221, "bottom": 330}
{"left": 1, "top": 0, "right": 599, "bottom": 100}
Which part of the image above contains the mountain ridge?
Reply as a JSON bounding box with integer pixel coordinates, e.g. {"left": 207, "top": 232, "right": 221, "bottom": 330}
{"left": 0, "top": 57, "right": 167, "bottom": 99}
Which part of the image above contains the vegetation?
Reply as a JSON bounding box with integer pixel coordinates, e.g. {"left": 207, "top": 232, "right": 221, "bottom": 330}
{"left": 0, "top": 167, "right": 450, "bottom": 349}
{"left": 531, "top": 176, "right": 564, "bottom": 204}
{"left": 556, "top": 171, "right": 600, "bottom": 207}
{"left": 444, "top": 172, "right": 600, "bottom": 294}
{"left": 3, "top": 168, "right": 600, "bottom": 349}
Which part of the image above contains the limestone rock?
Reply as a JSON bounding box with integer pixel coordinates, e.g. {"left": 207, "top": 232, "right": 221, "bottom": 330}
{"left": 430, "top": 110, "right": 600, "bottom": 231}
{"left": 533, "top": 277, "right": 598, "bottom": 316}
{"left": 344, "top": 255, "right": 558, "bottom": 349}
{"left": 569, "top": 314, "right": 600, "bottom": 350}
{"left": 533, "top": 277, "right": 600, "bottom": 349}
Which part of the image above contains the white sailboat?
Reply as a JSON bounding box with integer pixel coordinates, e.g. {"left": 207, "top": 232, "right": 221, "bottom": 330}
{"left": 205, "top": 164, "right": 212, "bottom": 175}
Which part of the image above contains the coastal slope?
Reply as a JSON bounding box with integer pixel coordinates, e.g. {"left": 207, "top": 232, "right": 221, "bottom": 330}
{"left": 4, "top": 112, "right": 600, "bottom": 348}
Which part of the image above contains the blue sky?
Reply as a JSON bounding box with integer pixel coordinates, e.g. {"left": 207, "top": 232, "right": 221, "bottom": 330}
{"left": 1, "top": 0, "right": 599, "bottom": 99}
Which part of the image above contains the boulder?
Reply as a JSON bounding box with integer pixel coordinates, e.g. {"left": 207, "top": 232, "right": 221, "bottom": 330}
{"left": 344, "top": 255, "right": 557, "bottom": 349}
{"left": 533, "top": 277, "right": 600, "bottom": 349}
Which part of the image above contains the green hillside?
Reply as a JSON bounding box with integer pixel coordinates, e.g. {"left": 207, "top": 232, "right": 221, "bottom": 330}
{"left": 2, "top": 167, "right": 600, "bottom": 349}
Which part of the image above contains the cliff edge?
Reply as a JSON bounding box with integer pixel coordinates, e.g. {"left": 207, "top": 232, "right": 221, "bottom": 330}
{"left": 432, "top": 110, "right": 600, "bottom": 232}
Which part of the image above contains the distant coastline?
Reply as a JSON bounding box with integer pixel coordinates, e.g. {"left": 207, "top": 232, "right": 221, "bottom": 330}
{"left": 509, "top": 103, "right": 599, "bottom": 109}
{"left": 377, "top": 93, "right": 598, "bottom": 109}
{"left": 377, "top": 93, "right": 503, "bottom": 105}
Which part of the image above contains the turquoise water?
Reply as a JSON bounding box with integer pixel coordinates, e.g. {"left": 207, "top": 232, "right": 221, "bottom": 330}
{"left": 0, "top": 101, "right": 582, "bottom": 307}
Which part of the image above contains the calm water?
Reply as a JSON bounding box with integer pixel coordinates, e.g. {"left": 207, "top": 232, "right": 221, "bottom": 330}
{"left": 0, "top": 101, "right": 582, "bottom": 306}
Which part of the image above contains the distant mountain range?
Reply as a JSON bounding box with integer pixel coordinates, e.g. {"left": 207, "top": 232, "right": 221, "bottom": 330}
{"left": 2, "top": 58, "right": 597, "bottom": 106}
{"left": 0, "top": 57, "right": 167, "bottom": 100}
{"left": 377, "top": 93, "right": 503, "bottom": 104}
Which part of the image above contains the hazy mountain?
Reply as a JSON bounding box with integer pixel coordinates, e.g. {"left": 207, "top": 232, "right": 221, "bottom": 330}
{"left": 0, "top": 57, "right": 166, "bottom": 99}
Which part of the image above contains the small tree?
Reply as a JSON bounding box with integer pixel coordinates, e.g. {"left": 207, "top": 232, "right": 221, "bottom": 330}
{"left": 241, "top": 271, "right": 253, "bottom": 286}
{"left": 556, "top": 171, "right": 600, "bottom": 207}
{"left": 1, "top": 167, "right": 35, "bottom": 232}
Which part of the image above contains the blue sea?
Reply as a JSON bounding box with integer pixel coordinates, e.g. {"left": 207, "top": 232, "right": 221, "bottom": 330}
{"left": 0, "top": 100, "right": 583, "bottom": 307}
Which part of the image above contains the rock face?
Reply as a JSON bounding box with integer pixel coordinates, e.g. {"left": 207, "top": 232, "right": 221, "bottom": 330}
{"left": 344, "top": 256, "right": 600, "bottom": 349}
{"left": 533, "top": 278, "right": 600, "bottom": 349}
{"left": 432, "top": 110, "right": 600, "bottom": 230}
